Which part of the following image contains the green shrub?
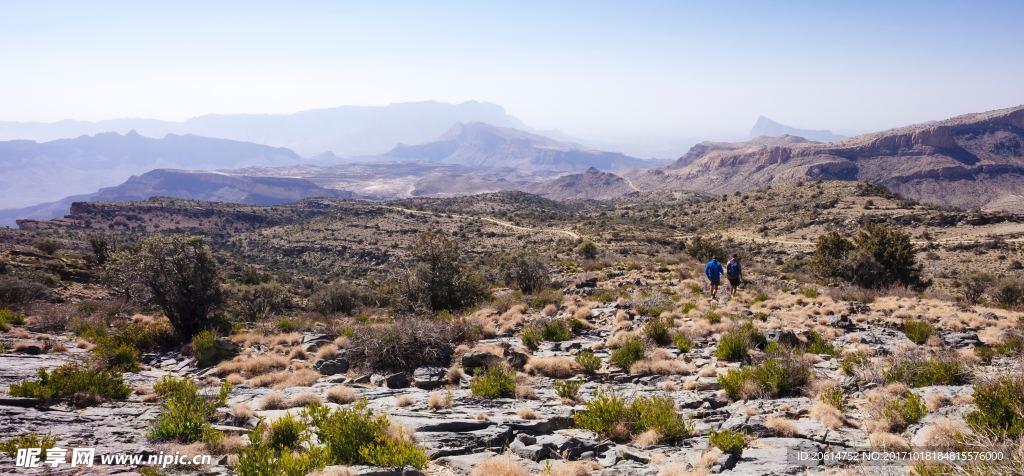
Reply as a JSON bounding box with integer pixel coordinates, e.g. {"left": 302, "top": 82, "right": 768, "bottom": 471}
{"left": 752, "top": 293, "right": 768, "bottom": 303}
{"left": 499, "top": 251, "right": 550, "bottom": 294}
{"left": 812, "top": 225, "right": 925, "bottom": 289}
{"left": 610, "top": 337, "right": 645, "bottom": 371}
{"left": 269, "top": 413, "right": 307, "bottom": 450}
{"left": 303, "top": 400, "right": 428, "bottom": 469}
{"left": 237, "top": 423, "right": 327, "bottom": 476}
{"left": 530, "top": 289, "right": 563, "bottom": 309}
{"left": 714, "top": 322, "right": 765, "bottom": 361}
{"left": 709, "top": 429, "right": 746, "bottom": 456}
{"left": 345, "top": 318, "right": 456, "bottom": 373}
{"left": 993, "top": 279, "right": 1024, "bottom": 309}
{"left": 643, "top": 315, "right": 673, "bottom": 345}
{"left": 398, "top": 231, "right": 490, "bottom": 312}
{"left": 33, "top": 238, "right": 61, "bottom": 256}
{"left": 577, "top": 240, "right": 599, "bottom": 260}
{"left": 704, "top": 310, "right": 722, "bottom": 324}
{"left": 680, "top": 302, "right": 697, "bottom": 314}
{"left": 9, "top": 363, "right": 131, "bottom": 405}
{"left": 884, "top": 353, "right": 966, "bottom": 387}
{"left": 800, "top": 288, "right": 820, "bottom": 299}
{"left": 718, "top": 348, "right": 812, "bottom": 400}
{"left": 0, "top": 433, "right": 56, "bottom": 457}
{"left": 554, "top": 379, "right": 583, "bottom": 400}
{"left": 673, "top": 333, "right": 694, "bottom": 353}
{"left": 806, "top": 331, "right": 840, "bottom": 356}
{"left": 965, "top": 374, "right": 1024, "bottom": 438}
{"left": 469, "top": 366, "right": 516, "bottom": 399}
{"left": 883, "top": 392, "right": 927, "bottom": 431}
{"left": 540, "top": 319, "right": 572, "bottom": 341}
{"left": 0, "top": 308, "right": 26, "bottom": 329}
{"left": 231, "top": 282, "right": 291, "bottom": 321}
{"left": 309, "top": 282, "right": 363, "bottom": 315}
{"left": 685, "top": 235, "right": 725, "bottom": 262}
{"left": 903, "top": 320, "right": 934, "bottom": 345}
{"left": 149, "top": 376, "right": 230, "bottom": 443}
{"left": 136, "top": 235, "right": 224, "bottom": 338}
{"left": 819, "top": 386, "right": 847, "bottom": 411}
{"left": 91, "top": 338, "right": 141, "bottom": 372}
{"left": 521, "top": 325, "right": 542, "bottom": 350}
{"left": 574, "top": 392, "right": 692, "bottom": 442}
{"left": 840, "top": 352, "right": 869, "bottom": 375}
{"left": 575, "top": 351, "right": 602, "bottom": 373}
{"left": 191, "top": 329, "right": 236, "bottom": 367}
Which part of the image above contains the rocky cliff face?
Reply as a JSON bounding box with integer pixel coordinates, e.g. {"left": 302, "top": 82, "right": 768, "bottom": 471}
{"left": 628, "top": 105, "right": 1024, "bottom": 210}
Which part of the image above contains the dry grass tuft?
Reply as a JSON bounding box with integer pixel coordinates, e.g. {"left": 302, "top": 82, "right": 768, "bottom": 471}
{"left": 633, "top": 429, "right": 662, "bottom": 447}
{"left": 630, "top": 358, "right": 695, "bottom": 375}
{"left": 259, "top": 392, "right": 289, "bottom": 410}
{"left": 395, "top": 394, "right": 414, "bottom": 407}
{"left": 427, "top": 391, "right": 452, "bottom": 410}
{"left": 515, "top": 384, "right": 538, "bottom": 400}
{"left": 326, "top": 385, "right": 357, "bottom": 404}
{"left": 288, "top": 391, "right": 321, "bottom": 407}
{"left": 524, "top": 356, "right": 579, "bottom": 378}
{"left": 516, "top": 406, "right": 539, "bottom": 420}
{"left": 810, "top": 402, "right": 845, "bottom": 429}
{"left": 231, "top": 403, "right": 255, "bottom": 420}
{"left": 766, "top": 416, "right": 797, "bottom": 436}
{"left": 470, "top": 454, "right": 530, "bottom": 476}
{"left": 869, "top": 431, "right": 910, "bottom": 450}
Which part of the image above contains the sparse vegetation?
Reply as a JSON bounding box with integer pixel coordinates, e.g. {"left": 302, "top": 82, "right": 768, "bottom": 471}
{"left": 469, "top": 365, "right": 516, "bottom": 399}
{"left": 9, "top": 363, "right": 131, "bottom": 405}
{"left": 575, "top": 351, "right": 602, "bottom": 373}
{"left": 965, "top": 374, "right": 1024, "bottom": 438}
{"left": 303, "top": 400, "right": 429, "bottom": 468}
{"left": 902, "top": 320, "right": 934, "bottom": 345}
{"left": 149, "top": 376, "right": 230, "bottom": 443}
{"left": 718, "top": 347, "right": 812, "bottom": 400}
{"left": 709, "top": 429, "right": 746, "bottom": 456}
{"left": 574, "top": 391, "right": 692, "bottom": 442}
{"left": 610, "top": 337, "right": 646, "bottom": 371}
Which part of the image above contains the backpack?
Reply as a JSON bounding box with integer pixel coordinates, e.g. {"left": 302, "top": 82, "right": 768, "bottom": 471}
{"left": 727, "top": 260, "right": 741, "bottom": 277}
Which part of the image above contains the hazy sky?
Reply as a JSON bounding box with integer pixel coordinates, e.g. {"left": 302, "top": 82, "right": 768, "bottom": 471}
{"left": 3, "top": 0, "right": 1023, "bottom": 140}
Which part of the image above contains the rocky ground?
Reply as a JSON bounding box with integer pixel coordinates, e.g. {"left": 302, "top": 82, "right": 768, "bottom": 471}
{"left": 2, "top": 263, "right": 1022, "bottom": 476}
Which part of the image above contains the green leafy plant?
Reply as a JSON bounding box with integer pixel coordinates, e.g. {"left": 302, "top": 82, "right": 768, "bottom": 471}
{"left": 643, "top": 315, "right": 673, "bottom": 345}
{"left": 884, "top": 353, "right": 966, "bottom": 387}
{"left": 554, "top": 379, "right": 583, "bottom": 401}
{"left": 714, "top": 322, "right": 765, "bottom": 361}
{"left": 965, "top": 374, "right": 1024, "bottom": 438}
{"left": 819, "top": 386, "right": 847, "bottom": 411}
{"left": 902, "top": 320, "right": 934, "bottom": 345}
{"left": 610, "top": 337, "right": 645, "bottom": 371}
{"left": 709, "top": 429, "right": 746, "bottom": 456}
{"left": 883, "top": 392, "right": 927, "bottom": 431}
{"left": 9, "top": 363, "right": 131, "bottom": 405}
{"left": 521, "top": 325, "right": 542, "bottom": 350}
{"left": 574, "top": 391, "right": 692, "bottom": 442}
{"left": 0, "top": 433, "right": 56, "bottom": 457}
{"left": 673, "top": 333, "right": 694, "bottom": 353}
{"left": 575, "top": 351, "right": 602, "bottom": 373}
{"left": 303, "top": 400, "right": 428, "bottom": 468}
{"left": 540, "top": 319, "right": 572, "bottom": 341}
{"left": 268, "top": 413, "right": 307, "bottom": 450}
{"left": 469, "top": 366, "right": 516, "bottom": 399}
{"left": 806, "top": 330, "right": 840, "bottom": 356}
{"left": 704, "top": 310, "right": 722, "bottom": 324}
{"left": 237, "top": 423, "right": 327, "bottom": 476}
{"left": 149, "top": 376, "right": 230, "bottom": 443}
{"left": 718, "top": 347, "right": 812, "bottom": 400}
{"left": 840, "top": 352, "right": 869, "bottom": 375}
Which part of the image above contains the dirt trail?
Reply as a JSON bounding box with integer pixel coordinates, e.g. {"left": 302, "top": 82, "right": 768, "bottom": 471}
{"left": 383, "top": 206, "right": 581, "bottom": 240}
{"left": 673, "top": 230, "right": 1024, "bottom": 248}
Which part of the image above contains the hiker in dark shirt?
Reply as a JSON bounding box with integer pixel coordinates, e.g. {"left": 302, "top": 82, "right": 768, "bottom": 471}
{"left": 726, "top": 254, "right": 742, "bottom": 297}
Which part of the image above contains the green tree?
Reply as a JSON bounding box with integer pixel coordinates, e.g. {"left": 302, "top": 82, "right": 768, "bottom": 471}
{"left": 138, "top": 235, "right": 223, "bottom": 338}
{"left": 499, "top": 251, "right": 550, "bottom": 294}
{"left": 406, "top": 232, "right": 488, "bottom": 311}
{"left": 812, "top": 225, "right": 925, "bottom": 289}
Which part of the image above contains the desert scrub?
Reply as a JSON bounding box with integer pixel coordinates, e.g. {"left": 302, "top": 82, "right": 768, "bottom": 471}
{"left": 237, "top": 423, "right": 326, "bottom": 476}
{"left": 718, "top": 348, "right": 812, "bottom": 400}
{"left": 9, "top": 363, "right": 131, "bottom": 405}
{"left": 191, "top": 329, "right": 235, "bottom": 367}
{"left": 539, "top": 319, "right": 572, "bottom": 341}
{"left": 469, "top": 366, "right": 516, "bottom": 399}
{"left": 703, "top": 310, "right": 722, "bottom": 324}
{"left": 610, "top": 337, "right": 646, "bottom": 371}
{"left": 708, "top": 429, "right": 746, "bottom": 456}
{"left": 673, "top": 333, "right": 694, "bottom": 353}
{"left": 819, "top": 386, "right": 847, "bottom": 411}
{"left": 643, "top": 315, "right": 673, "bottom": 345}
{"left": 840, "top": 352, "right": 869, "bottom": 375}
{"left": 805, "top": 330, "right": 840, "bottom": 356}
{"left": 714, "top": 321, "right": 766, "bottom": 362}
{"left": 554, "top": 379, "right": 583, "bottom": 400}
{"left": 574, "top": 392, "right": 692, "bottom": 442}
{"left": 575, "top": 351, "right": 602, "bottom": 373}
{"left": 0, "top": 308, "right": 26, "bottom": 330}
{"left": 149, "top": 376, "right": 230, "bottom": 444}
{"left": 800, "top": 288, "right": 820, "bottom": 299}
{"left": 965, "top": 374, "right": 1024, "bottom": 438}
{"left": 530, "top": 289, "right": 563, "bottom": 309}
{"left": 902, "top": 320, "right": 934, "bottom": 345}
{"left": 303, "top": 401, "right": 428, "bottom": 468}
{"left": 521, "top": 325, "right": 542, "bottom": 350}
{"left": 884, "top": 352, "right": 967, "bottom": 387}
{"left": 0, "top": 433, "right": 56, "bottom": 457}
{"left": 680, "top": 301, "right": 697, "bottom": 314}
{"left": 881, "top": 392, "right": 927, "bottom": 431}
{"left": 268, "top": 413, "right": 307, "bottom": 450}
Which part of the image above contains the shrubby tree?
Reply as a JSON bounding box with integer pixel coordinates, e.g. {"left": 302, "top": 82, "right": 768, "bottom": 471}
{"left": 499, "top": 251, "right": 550, "bottom": 294}
{"left": 230, "top": 282, "right": 289, "bottom": 322}
{"left": 576, "top": 240, "right": 599, "bottom": 260}
{"left": 812, "top": 224, "right": 925, "bottom": 289}
{"left": 685, "top": 235, "right": 725, "bottom": 262}
{"left": 137, "top": 235, "right": 223, "bottom": 338}
{"left": 102, "top": 249, "right": 150, "bottom": 304}
{"left": 309, "top": 282, "right": 364, "bottom": 315}
{"left": 392, "top": 232, "right": 489, "bottom": 312}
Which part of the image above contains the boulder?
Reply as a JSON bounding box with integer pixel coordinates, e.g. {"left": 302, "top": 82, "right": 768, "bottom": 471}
{"left": 385, "top": 372, "right": 410, "bottom": 389}
{"left": 462, "top": 351, "right": 502, "bottom": 373}
{"left": 413, "top": 366, "right": 447, "bottom": 390}
{"left": 313, "top": 357, "right": 350, "bottom": 375}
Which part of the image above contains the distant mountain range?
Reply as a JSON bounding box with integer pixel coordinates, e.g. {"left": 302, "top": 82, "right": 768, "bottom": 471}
{"left": 627, "top": 104, "right": 1024, "bottom": 211}
{"left": 750, "top": 116, "right": 845, "bottom": 143}
{"left": 0, "top": 132, "right": 302, "bottom": 209}
{"left": 0, "top": 169, "right": 352, "bottom": 226}
{"left": 382, "top": 122, "right": 659, "bottom": 172}
{"left": 0, "top": 101, "right": 528, "bottom": 157}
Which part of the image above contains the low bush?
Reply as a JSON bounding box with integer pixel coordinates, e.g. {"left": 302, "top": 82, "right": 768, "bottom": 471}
{"left": 309, "top": 282, "right": 364, "bottom": 315}
{"left": 521, "top": 325, "right": 542, "bottom": 350}
{"left": 575, "top": 351, "right": 602, "bottom": 373}
{"left": 709, "top": 429, "right": 746, "bottom": 456}
{"left": 149, "top": 376, "right": 230, "bottom": 443}
{"left": 819, "top": 386, "right": 847, "bottom": 411}
{"left": 574, "top": 391, "right": 692, "bottom": 442}
{"left": 685, "top": 235, "right": 725, "bottom": 262}
{"left": 9, "top": 363, "right": 131, "bottom": 405}
{"left": 0, "top": 433, "right": 57, "bottom": 457}
{"left": 884, "top": 352, "right": 967, "bottom": 387}
{"left": 554, "top": 379, "right": 583, "bottom": 400}
{"left": 673, "top": 333, "right": 694, "bottom": 353}
{"left": 577, "top": 240, "right": 599, "bottom": 260}
{"left": 643, "top": 315, "right": 673, "bottom": 345}
{"left": 530, "top": 289, "right": 563, "bottom": 309}
{"left": 0, "top": 308, "right": 26, "bottom": 330}
{"left": 0, "top": 275, "right": 53, "bottom": 306}
{"left": 539, "top": 319, "right": 572, "bottom": 341}
{"left": 192, "top": 329, "right": 236, "bottom": 367}
{"left": 231, "top": 282, "right": 290, "bottom": 321}
{"left": 805, "top": 330, "right": 840, "bottom": 356}
{"left": 237, "top": 423, "right": 327, "bottom": 476}
{"left": 704, "top": 310, "right": 722, "bottom": 324}
{"left": 499, "top": 251, "right": 550, "bottom": 294}
{"left": 268, "top": 413, "right": 307, "bottom": 450}
{"left": 469, "top": 366, "right": 516, "bottom": 399}
{"left": 714, "top": 322, "right": 766, "bottom": 362}
{"left": 303, "top": 400, "right": 428, "bottom": 468}
{"left": 610, "top": 337, "right": 646, "bottom": 371}
{"left": 718, "top": 347, "right": 812, "bottom": 400}
{"left": 346, "top": 318, "right": 457, "bottom": 372}
{"left": 840, "top": 352, "right": 869, "bottom": 375}
{"left": 965, "top": 374, "right": 1024, "bottom": 438}
{"left": 903, "top": 320, "right": 934, "bottom": 345}
{"left": 882, "top": 392, "right": 927, "bottom": 431}
{"left": 993, "top": 279, "right": 1024, "bottom": 309}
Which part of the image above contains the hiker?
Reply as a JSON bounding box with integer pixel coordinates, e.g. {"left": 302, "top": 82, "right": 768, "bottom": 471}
{"left": 704, "top": 255, "right": 724, "bottom": 299}
{"left": 726, "top": 254, "right": 742, "bottom": 297}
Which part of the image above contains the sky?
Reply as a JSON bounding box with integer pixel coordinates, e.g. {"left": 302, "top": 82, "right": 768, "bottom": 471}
{"left": 2, "top": 0, "right": 1023, "bottom": 141}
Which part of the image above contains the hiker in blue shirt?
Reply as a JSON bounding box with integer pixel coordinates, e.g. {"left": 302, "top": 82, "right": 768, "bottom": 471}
{"left": 726, "top": 254, "right": 742, "bottom": 297}
{"left": 704, "top": 256, "right": 724, "bottom": 299}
